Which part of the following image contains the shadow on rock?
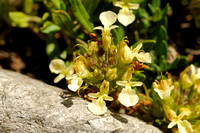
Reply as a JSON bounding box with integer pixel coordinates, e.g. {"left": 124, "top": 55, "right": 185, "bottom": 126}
{"left": 111, "top": 113, "right": 128, "bottom": 124}
{"left": 60, "top": 91, "right": 75, "bottom": 108}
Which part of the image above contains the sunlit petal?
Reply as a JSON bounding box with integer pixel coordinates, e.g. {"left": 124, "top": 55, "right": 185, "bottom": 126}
{"left": 118, "top": 86, "right": 139, "bottom": 107}
{"left": 117, "top": 8, "right": 135, "bottom": 26}
{"left": 88, "top": 97, "right": 107, "bottom": 115}
{"left": 49, "top": 59, "right": 66, "bottom": 74}
{"left": 100, "top": 11, "right": 117, "bottom": 28}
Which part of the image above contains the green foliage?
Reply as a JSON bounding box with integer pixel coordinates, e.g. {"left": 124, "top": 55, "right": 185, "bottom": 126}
{"left": 52, "top": 10, "right": 74, "bottom": 36}
{"left": 69, "top": 0, "right": 94, "bottom": 33}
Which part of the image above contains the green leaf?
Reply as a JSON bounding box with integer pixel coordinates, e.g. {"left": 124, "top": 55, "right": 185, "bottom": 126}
{"left": 83, "top": 0, "right": 101, "bottom": 15}
{"left": 69, "top": 0, "right": 94, "bottom": 32}
{"left": 111, "top": 25, "right": 125, "bottom": 44}
{"left": 40, "top": 21, "right": 61, "bottom": 34}
{"left": 152, "top": 8, "right": 162, "bottom": 22}
{"left": 167, "top": 56, "right": 188, "bottom": 70}
{"left": 9, "top": 12, "right": 30, "bottom": 28}
{"left": 138, "top": 8, "right": 149, "bottom": 19}
{"left": 46, "top": 42, "right": 56, "bottom": 56}
{"left": 158, "top": 25, "right": 167, "bottom": 41}
{"left": 140, "top": 40, "right": 156, "bottom": 52}
{"left": 60, "top": 50, "right": 67, "bottom": 59}
{"left": 50, "top": 0, "right": 66, "bottom": 10}
{"left": 24, "top": 0, "right": 33, "bottom": 14}
{"left": 131, "top": 40, "right": 156, "bottom": 52}
{"left": 52, "top": 10, "right": 75, "bottom": 36}
{"left": 159, "top": 55, "right": 167, "bottom": 71}
{"left": 46, "top": 35, "right": 61, "bottom": 59}
{"left": 148, "top": 4, "right": 155, "bottom": 14}
{"left": 155, "top": 40, "right": 168, "bottom": 58}
{"left": 42, "top": 12, "right": 50, "bottom": 21}
{"left": 152, "top": 0, "right": 160, "bottom": 8}
{"left": 9, "top": 12, "right": 41, "bottom": 28}
{"left": 162, "top": 3, "right": 171, "bottom": 17}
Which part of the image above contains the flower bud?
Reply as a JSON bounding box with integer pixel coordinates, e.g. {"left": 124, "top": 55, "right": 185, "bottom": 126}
{"left": 106, "top": 67, "right": 118, "bottom": 81}
{"left": 122, "top": 67, "right": 133, "bottom": 81}
{"left": 88, "top": 41, "right": 98, "bottom": 55}
{"left": 94, "top": 68, "right": 104, "bottom": 79}
{"left": 100, "top": 80, "right": 110, "bottom": 94}
{"left": 74, "top": 56, "right": 90, "bottom": 78}
{"left": 118, "top": 39, "right": 134, "bottom": 64}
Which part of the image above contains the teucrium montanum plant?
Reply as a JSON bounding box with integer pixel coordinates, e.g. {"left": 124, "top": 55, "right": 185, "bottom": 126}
{"left": 152, "top": 65, "right": 200, "bottom": 132}
{"left": 49, "top": 11, "right": 151, "bottom": 115}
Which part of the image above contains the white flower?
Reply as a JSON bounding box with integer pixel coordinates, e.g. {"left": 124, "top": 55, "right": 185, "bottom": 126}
{"left": 49, "top": 59, "right": 74, "bottom": 83}
{"left": 181, "top": 64, "right": 200, "bottom": 89}
{"left": 121, "top": 45, "right": 134, "bottom": 64}
{"left": 167, "top": 109, "right": 193, "bottom": 133}
{"left": 114, "top": 1, "right": 139, "bottom": 26}
{"left": 153, "top": 79, "right": 174, "bottom": 99}
{"left": 94, "top": 11, "right": 118, "bottom": 34}
{"left": 132, "top": 43, "right": 151, "bottom": 63}
{"left": 88, "top": 92, "right": 113, "bottom": 115}
{"left": 66, "top": 74, "right": 83, "bottom": 92}
{"left": 116, "top": 80, "right": 142, "bottom": 107}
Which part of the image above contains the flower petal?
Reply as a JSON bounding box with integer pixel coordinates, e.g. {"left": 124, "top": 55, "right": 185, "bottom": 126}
{"left": 54, "top": 74, "right": 65, "bottom": 83}
{"left": 113, "top": 1, "right": 123, "bottom": 8}
{"left": 93, "top": 26, "right": 103, "bottom": 30}
{"left": 132, "top": 43, "right": 142, "bottom": 56}
{"left": 178, "top": 120, "right": 193, "bottom": 133}
{"left": 100, "top": 11, "right": 117, "bottom": 28}
{"left": 49, "top": 59, "right": 66, "bottom": 74}
{"left": 129, "top": 81, "right": 143, "bottom": 87}
{"left": 68, "top": 76, "right": 83, "bottom": 92}
{"left": 117, "top": 8, "right": 135, "bottom": 26}
{"left": 88, "top": 92, "right": 100, "bottom": 98}
{"left": 136, "top": 52, "right": 152, "bottom": 63}
{"left": 168, "top": 120, "right": 177, "bottom": 128}
{"left": 128, "top": 3, "right": 139, "bottom": 10}
{"left": 116, "top": 81, "right": 128, "bottom": 86}
{"left": 102, "top": 94, "right": 114, "bottom": 101}
{"left": 88, "top": 97, "right": 107, "bottom": 115}
{"left": 154, "top": 89, "right": 165, "bottom": 99}
{"left": 118, "top": 87, "right": 139, "bottom": 107}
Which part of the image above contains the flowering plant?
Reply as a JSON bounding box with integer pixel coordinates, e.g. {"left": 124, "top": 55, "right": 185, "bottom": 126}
{"left": 50, "top": 10, "right": 151, "bottom": 115}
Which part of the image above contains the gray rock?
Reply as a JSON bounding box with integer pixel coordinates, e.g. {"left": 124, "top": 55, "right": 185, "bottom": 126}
{"left": 0, "top": 69, "right": 162, "bottom": 133}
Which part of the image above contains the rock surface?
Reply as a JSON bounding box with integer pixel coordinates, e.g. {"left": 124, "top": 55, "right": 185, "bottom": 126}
{"left": 0, "top": 69, "right": 162, "bottom": 133}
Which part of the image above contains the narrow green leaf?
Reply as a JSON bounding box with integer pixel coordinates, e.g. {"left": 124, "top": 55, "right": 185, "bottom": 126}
{"left": 52, "top": 10, "right": 75, "bottom": 36}
{"left": 152, "top": 8, "right": 162, "bottom": 22}
{"left": 46, "top": 35, "right": 61, "bottom": 59}
{"left": 155, "top": 40, "right": 168, "bottom": 58}
{"left": 9, "top": 12, "right": 41, "bottom": 28}
{"left": 69, "top": 0, "right": 94, "bottom": 32}
{"left": 83, "top": 0, "right": 101, "bottom": 15}
{"left": 42, "top": 12, "right": 50, "bottom": 21}
{"left": 158, "top": 25, "right": 167, "bottom": 41}
{"left": 40, "top": 21, "right": 61, "bottom": 34}
{"left": 148, "top": 4, "right": 155, "bottom": 14}
{"left": 152, "top": 0, "right": 160, "bottom": 8}
{"left": 131, "top": 40, "right": 156, "bottom": 52}
{"left": 24, "top": 0, "right": 33, "bottom": 14}
{"left": 162, "top": 3, "right": 171, "bottom": 16}
{"left": 111, "top": 25, "right": 125, "bottom": 44}
{"left": 168, "top": 56, "right": 188, "bottom": 70}
{"left": 51, "top": 0, "right": 61, "bottom": 10}
{"left": 141, "top": 40, "right": 156, "bottom": 52}
{"left": 159, "top": 55, "right": 167, "bottom": 71}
